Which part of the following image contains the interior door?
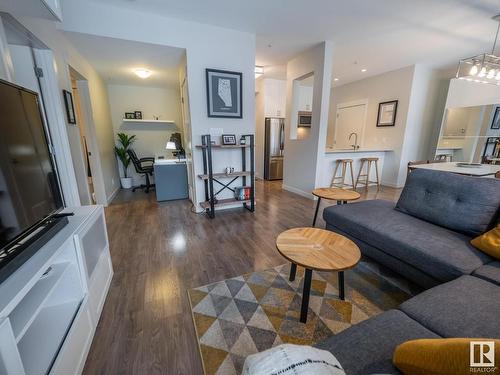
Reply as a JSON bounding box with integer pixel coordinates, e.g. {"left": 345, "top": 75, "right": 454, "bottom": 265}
{"left": 334, "top": 103, "right": 366, "bottom": 149}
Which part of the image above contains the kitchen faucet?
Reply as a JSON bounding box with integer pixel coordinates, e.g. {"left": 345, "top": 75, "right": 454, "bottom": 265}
{"left": 349, "top": 132, "right": 359, "bottom": 151}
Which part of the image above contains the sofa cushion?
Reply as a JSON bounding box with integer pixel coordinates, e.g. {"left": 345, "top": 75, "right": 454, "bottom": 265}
{"left": 315, "top": 309, "right": 440, "bottom": 375}
{"left": 323, "top": 200, "right": 491, "bottom": 282}
{"left": 326, "top": 224, "right": 440, "bottom": 289}
{"left": 472, "top": 261, "right": 500, "bottom": 287}
{"left": 400, "top": 275, "right": 500, "bottom": 338}
{"left": 471, "top": 224, "right": 500, "bottom": 259}
{"left": 395, "top": 169, "right": 500, "bottom": 236}
{"left": 393, "top": 338, "right": 500, "bottom": 375}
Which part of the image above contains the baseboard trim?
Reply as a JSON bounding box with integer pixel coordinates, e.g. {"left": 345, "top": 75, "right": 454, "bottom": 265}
{"left": 106, "top": 187, "right": 120, "bottom": 206}
{"left": 282, "top": 184, "right": 314, "bottom": 200}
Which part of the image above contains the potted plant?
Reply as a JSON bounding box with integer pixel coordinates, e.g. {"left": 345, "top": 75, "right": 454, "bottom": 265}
{"left": 114, "top": 132, "right": 136, "bottom": 189}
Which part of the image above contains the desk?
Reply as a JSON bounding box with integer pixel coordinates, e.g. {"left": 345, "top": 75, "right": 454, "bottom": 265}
{"left": 153, "top": 159, "right": 189, "bottom": 201}
{"left": 409, "top": 162, "right": 500, "bottom": 177}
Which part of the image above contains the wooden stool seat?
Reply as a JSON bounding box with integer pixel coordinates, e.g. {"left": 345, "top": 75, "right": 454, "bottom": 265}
{"left": 355, "top": 157, "right": 380, "bottom": 190}
{"left": 331, "top": 159, "right": 355, "bottom": 189}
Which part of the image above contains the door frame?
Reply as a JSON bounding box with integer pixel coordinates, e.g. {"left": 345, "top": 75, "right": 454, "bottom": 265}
{"left": 334, "top": 99, "right": 368, "bottom": 149}
{"left": 73, "top": 77, "right": 107, "bottom": 205}
{"left": 180, "top": 75, "right": 196, "bottom": 204}
{"left": 34, "top": 49, "right": 81, "bottom": 206}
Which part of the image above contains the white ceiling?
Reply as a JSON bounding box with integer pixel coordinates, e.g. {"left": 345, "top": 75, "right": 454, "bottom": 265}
{"left": 64, "top": 31, "right": 185, "bottom": 87}
{"left": 85, "top": 0, "right": 500, "bottom": 85}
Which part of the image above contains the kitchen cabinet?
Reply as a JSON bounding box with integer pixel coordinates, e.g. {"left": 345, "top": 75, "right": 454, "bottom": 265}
{"left": 298, "top": 86, "right": 313, "bottom": 112}
{"left": 263, "top": 79, "right": 286, "bottom": 118}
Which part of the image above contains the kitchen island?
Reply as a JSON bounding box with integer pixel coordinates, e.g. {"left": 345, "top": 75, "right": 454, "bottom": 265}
{"left": 319, "top": 148, "right": 394, "bottom": 187}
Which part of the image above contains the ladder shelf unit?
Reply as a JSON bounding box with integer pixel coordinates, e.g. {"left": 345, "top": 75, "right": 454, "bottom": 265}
{"left": 198, "top": 134, "right": 255, "bottom": 218}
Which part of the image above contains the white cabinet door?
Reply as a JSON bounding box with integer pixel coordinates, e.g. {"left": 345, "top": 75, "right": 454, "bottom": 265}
{"left": 298, "top": 86, "right": 313, "bottom": 111}
{"left": 264, "top": 79, "right": 286, "bottom": 118}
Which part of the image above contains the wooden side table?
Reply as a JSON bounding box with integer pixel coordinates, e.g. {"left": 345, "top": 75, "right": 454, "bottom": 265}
{"left": 311, "top": 188, "right": 361, "bottom": 227}
{"left": 276, "top": 227, "right": 361, "bottom": 323}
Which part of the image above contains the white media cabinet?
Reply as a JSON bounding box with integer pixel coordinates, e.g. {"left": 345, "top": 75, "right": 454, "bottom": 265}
{"left": 0, "top": 206, "right": 113, "bottom": 375}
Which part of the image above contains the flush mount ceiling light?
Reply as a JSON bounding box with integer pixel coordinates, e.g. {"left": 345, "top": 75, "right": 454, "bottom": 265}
{"left": 457, "top": 14, "right": 500, "bottom": 85}
{"left": 334, "top": 78, "right": 339, "bottom": 81}
{"left": 134, "top": 68, "right": 152, "bottom": 79}
{"left": 361, "top": 68, "right": 367, "bottom": 72}
{"left": 255, "top": 66, "right": 264, "bottom": 79}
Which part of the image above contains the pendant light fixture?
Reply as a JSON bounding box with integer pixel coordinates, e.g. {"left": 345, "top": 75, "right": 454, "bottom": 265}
{"left": 456, "top": 15, "right": 500, "bottom": 85}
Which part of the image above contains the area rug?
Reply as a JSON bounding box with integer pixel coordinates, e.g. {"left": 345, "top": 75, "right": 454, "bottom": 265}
{"left": 188, "top": 262, "right": 414, "bottom": 375}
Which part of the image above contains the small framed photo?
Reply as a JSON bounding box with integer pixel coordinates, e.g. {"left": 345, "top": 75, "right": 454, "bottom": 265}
{"left": 377, "top": 100, "right": 398, "bottom": 127}
{"left": 62, "top": 89, "right": 76, "bottom": 125}
{"left": 206, "top": 68, "right": 242, "bottom": 118}
{"left": 134, "top": 111, "right": 142, "bottom": 119}
{"left": 125, "top": 112, "right": 135, "bottom": 119}
{"left": 491, "top": 107, "right": 500, "bottom": 129}
{"left": 221, "top": 134, "right": 237, "bottom": 145}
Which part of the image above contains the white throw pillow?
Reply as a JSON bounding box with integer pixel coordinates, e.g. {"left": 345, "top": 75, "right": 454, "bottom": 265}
{"left": 242, "top": 344, "right": 345, "bottom": 375}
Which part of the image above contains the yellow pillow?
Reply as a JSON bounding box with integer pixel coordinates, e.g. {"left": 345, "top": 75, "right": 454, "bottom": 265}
{"left": 393, "top": 338, "right": 500, "bottom": 375}
{"left": 471, "top": 224, "right": 500, "bottom": 259}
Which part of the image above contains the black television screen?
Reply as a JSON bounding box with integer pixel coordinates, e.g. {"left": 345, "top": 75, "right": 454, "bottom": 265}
{"left": 0, "top": 79, "right": 63, "bottom": 252}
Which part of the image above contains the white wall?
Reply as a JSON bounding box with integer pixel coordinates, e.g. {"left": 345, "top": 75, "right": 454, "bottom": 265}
{"left": 327, "top": 66, "right": 415, "bottom": 186}
{"left": 107, "top": 84, "right": 183, "bottom": 184}
{"left": 431, "top": 78, "right": 500, "bottom": 158}
{"left": 60, "top": 0, "right": 256, "bottom": 208}
{"left": 7, "top": 15, "right": 120, "bottom": 204}
{"left": 327, "top": 65, "right": 450, "bottom": 187}
{"left": 445, "top": 78, "right": 500, "bottom": 108}
{"left": 396, "top": 65, "right": 450, "bottom": 186}
{"left": 283, "top": 42, "right": 333, "bottom": 197}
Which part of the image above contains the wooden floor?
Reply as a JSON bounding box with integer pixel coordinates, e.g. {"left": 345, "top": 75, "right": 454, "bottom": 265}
{"left": 82, "top": 180, "right": 401, "bottom": 375}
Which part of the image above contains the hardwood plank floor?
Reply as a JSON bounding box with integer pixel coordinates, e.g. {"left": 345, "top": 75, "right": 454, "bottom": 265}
{"left": 83, "top": 180, "right": 401, "bottom": 375}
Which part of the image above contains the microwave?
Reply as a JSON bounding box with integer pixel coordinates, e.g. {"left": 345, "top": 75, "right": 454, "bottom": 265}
{"left": 297, "top": 111, "right": 312, "bottom": 127}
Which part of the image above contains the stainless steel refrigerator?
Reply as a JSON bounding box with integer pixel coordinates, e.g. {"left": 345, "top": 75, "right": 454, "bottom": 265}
{"left": 264, "top": 118, "right": 285, "bottom": 180}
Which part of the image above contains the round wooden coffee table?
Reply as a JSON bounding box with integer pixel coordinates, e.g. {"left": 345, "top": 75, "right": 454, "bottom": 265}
{"left": 276, "top": 227, "right": 361, "bottom": 323}
{"left": 311, "top": 188, "right": 361, "bottom": 227}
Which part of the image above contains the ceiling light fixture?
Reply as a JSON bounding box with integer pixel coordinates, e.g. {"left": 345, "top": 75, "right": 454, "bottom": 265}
{"left": 457, "top": 14, "right": 500, "bottom": 85}
{"left": 361, "top": 69, "right": 367, "bottom": 72}
{"left": 134, "top": 68, "right": 152, "bottom": 79}
{"left": 334, "top": 78, "right": 339, "bottom": 81}
{"left": 255, "top": 66, "right": 264, "bottom": 79}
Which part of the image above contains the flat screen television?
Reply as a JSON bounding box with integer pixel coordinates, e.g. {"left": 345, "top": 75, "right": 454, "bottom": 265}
{"left": 0, "top": 79, "right": 66, "bottom": 282}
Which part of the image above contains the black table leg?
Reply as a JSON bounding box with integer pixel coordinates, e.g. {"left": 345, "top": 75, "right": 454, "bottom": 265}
{"left": 312, "top": 197, "right": 321, "bottom": 227}
{"left": 338, "top": 271, "right": 345, "bottom": 300}
{"left": 336, "top": 200, "right": 342, "bottom": 205}
{"left": 300, "top": 268, "right": 313, "bottom": 323}
{"left": 289, "top": 263, "right": 297, "bottom": 282}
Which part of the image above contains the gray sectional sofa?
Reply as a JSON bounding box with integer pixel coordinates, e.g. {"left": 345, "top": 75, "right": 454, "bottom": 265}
{"left": 316, "top": 169, "right": 500, "bottom": 374}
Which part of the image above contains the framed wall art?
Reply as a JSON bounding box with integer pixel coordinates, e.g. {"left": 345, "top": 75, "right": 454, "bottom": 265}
{"left": 376, "top": 100, "right": 398, "bottom": 127}
{"left": 206, "top": 69, "right": 242, "bottom": 118}
{"left": 63, "top": 89, "right": 76, "bottom": 125}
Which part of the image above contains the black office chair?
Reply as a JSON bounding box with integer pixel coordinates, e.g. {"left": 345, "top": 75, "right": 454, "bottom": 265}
{"left": 127, "top": 149, "right": 155, "bottom": 193}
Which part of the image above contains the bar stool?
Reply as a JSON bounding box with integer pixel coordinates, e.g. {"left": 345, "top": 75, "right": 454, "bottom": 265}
{"left": 330, "top": 159, "right": 355, "bottom": 189}
{"left": 355, "top": 157, "right": 380, "bottom": 190}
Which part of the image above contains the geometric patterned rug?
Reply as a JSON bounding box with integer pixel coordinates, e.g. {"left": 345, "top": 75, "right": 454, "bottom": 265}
{"left": 188, "top": 261, "right": 415, "bottom": 375}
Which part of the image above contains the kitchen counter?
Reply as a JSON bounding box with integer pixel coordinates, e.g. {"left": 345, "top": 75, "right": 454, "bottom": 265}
{"left": 325, "top": 147, "right": 393, "bottom": 154}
